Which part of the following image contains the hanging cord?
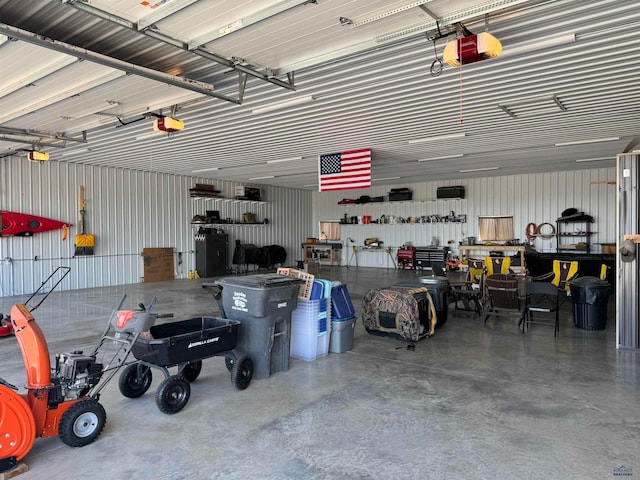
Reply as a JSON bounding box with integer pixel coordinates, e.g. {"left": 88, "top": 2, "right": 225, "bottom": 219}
{"left": 430, "top": 37, "right": 443, "bottom": 77}
{"left": 536, "top": 223, "right": 556, "bottom": 240}
{"left": 458, "top": 34, "right": 464, "bottom": 124}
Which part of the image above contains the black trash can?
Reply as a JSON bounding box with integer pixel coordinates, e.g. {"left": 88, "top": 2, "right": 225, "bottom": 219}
{"left": 570, "top": 276, "right": 610, "bottom": 330}
{"left": 419, "top": 276, "right": 449, "bottom": 328}
{"left": 214, "top": 274, "right": 301, "bottom": 379}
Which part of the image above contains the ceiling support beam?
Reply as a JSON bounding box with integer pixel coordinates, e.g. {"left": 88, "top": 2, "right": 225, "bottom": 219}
{"left": 56, "top": 0, "right": 298, "bottom": 91}
{"left": 0, "top": 23, "right": 240, "bottom": 104}
{"left": 0, "top": 126, "right": 87, "bottom": 143}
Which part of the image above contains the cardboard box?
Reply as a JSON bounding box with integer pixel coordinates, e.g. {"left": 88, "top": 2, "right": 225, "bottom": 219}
{"left": 142, "top": 248, "right": 175, "bottom": 282}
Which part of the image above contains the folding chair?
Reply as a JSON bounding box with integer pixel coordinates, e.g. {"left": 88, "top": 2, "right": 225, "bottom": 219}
{"left": 484, "top": 274, "right": 525, "bottom": 326}
{"left": 523, "top": 281, "right": 560, "bottom": 336}
{"left": 484, "top": 256, "right": 511, "bottom": 276}
{"left": 534, "top": 260, "right": 579, "bottom": 295}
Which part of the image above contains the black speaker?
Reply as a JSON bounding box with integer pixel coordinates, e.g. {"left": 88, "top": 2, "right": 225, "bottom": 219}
{"left": 437, "top": 186, "right": 465, "bottom": 199}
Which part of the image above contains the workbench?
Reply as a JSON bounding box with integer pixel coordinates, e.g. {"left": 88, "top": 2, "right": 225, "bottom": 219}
{"left": 301, "top": 242, "right": 342, "bottom": 266}
{"left": 458, "top": 245, "right": 526, "bottom": 271}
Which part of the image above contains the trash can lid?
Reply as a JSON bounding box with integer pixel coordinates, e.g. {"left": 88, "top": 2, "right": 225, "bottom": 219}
{"left": 216, "top": 273, "right": 302, "bottom": 289}
{"left": 419, "top": 276, "right": 449, "bottom": 287}
{"left": 571, "top": 276, "right": 609, "bottom": 288}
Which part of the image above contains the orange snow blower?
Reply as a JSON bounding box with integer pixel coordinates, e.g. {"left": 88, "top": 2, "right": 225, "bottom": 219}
{"left": 0, "top": 267, "right": 158, "bottom": 472}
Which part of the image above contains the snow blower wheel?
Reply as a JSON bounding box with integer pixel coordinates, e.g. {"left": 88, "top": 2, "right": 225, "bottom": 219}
{"left": 58, "top": 399, "right": 106, "bottom": 448}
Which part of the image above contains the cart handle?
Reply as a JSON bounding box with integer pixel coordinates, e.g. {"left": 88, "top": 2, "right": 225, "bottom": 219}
{"left": 26, "top": 266, "right": 71, "bottom": 312}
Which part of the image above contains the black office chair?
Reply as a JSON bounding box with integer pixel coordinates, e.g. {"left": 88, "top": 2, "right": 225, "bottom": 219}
{"left": 523, "top": 281, "right": 560, "bottom": 336}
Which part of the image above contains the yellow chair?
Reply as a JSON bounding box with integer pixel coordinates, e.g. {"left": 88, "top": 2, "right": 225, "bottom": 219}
{"left": 484, "top": 256, "right": 511, "bottom": 276}
{"left": 468, "top": 259, "right": 486, "bottom": 286}
{"left": 599, "top": 264, "right": 611, "bottom": 282}
{"left": 535, "top": 260, "right": 579, "bottom": 293}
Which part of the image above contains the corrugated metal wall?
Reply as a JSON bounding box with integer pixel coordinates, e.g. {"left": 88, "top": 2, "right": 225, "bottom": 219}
{"left": 312, "top": 167, "right": 616, "bottom": 267}
{"left": 616, "top": 154, "right": 639, "bottom": 350}
{"left": 0, "top": 157, "right": 311, "bottom": 296}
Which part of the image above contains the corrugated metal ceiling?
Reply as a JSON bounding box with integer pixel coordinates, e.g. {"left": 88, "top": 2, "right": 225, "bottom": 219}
{"left": 0, "top": 0, "right": 638, "bottom": 189}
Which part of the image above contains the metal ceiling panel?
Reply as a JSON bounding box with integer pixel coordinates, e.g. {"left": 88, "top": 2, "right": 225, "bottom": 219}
{"left": 0, "top": 0, "right": 638, "bottom": 187}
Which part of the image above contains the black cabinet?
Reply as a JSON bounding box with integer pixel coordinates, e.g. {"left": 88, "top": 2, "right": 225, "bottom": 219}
{"left": 195, "top": 233, "right": 229, "bottom": 277}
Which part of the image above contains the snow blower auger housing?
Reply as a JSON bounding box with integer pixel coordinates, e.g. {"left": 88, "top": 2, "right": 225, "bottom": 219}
{"left": 0, "top": 267, "right": 159, "bottom": 471}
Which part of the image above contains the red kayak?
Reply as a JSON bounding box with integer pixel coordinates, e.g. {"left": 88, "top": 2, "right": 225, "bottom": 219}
{"left": 1, "top": 211, "right": 72, "bottom": 237}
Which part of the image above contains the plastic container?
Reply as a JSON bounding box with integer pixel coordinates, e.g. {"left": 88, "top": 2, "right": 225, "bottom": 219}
{"left": 331, "top": 284, "right": 356, "bottom": 320}
{"left": 419, "top": 276, "right": 449, "bottom": 328}
{"left": 214, "top": 274, "right": 301, "bottom": 379}
{"left": 330, "top": 316, "right": 356, "bottom": 353}
{"left": 570, "top": 276, "right": 610, "bottom": 330}
{"left": 290, "top": 331, "right": 329, "bottom": 361}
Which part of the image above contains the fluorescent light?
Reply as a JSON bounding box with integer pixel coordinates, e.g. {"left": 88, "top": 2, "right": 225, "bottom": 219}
{"left": 459, "top": 167, "right": 500, "bottom": 173}
{"left": 555, "top": 137, "right": 620, "bottom": 147}
{"left": 408, "top": 133, "right": 466, "bottom": 144}
{"left": 249, "top": 175, "right": 275, "bottom": 180}
{"left": 303, "top": 184, "right": 318, "bottom": 187}
{"left": 252, "top": 95, "right": 316, "bottom": 115}
{"left": 192, "top": 167, "right": 219, "bottom": 173}
{"left": 575, "top": 157, "right": 615, "bottom": 163}
{"left": 59, "top": 148, "right": 90, "bottom": 157}
{"left": 503, "top": 33, "right": 576, "bottom": 57}
{"left": 418, "top": 154, "right": 464, "bottom": 162}
{"left": 266, "top": 156, "right": 303, "bottom": 164}
{"left": 372, "top": 176, "right": 401, "bottom": 182}
{"left": 135, "top": 132, "right": 166, "bottom": 140}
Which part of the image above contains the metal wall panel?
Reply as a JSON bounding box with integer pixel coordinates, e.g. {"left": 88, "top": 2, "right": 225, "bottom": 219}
{"left": 312, "top": 167, "right": 616, "bottom": 267}
{"left": 0, "top": 157, "right": 311, "bottom": 296}
{"left": 616, "top": 154, "right": 639, "bottom": 350}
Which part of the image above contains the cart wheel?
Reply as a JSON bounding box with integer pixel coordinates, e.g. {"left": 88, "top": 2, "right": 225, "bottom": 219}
{"left": 156, "top": 375, "right": 191, "bottom": 414}
{"left": 181, "top": 360, "right": 202, "bottom": 382}
{"left": 0, "top": 386, "right": 36, "bottom": 460}
{"left": 59, "top": 399, "right": 106, "bottom": 447}
{"left": 224, "top": 353, "right": 236, "bottom": 372}
{"left": 231, "top": 356, "right": 253, "bottom": 391}
{"left": 119, "top": 363, "right": 152, "bottom": 398}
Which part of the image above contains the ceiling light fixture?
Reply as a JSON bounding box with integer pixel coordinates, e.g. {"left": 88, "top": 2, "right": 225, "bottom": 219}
{"left": 192, "top": 167, "right": 220, "bottom": 173}
{"left": 252, "top": 95, "right": 316, "bottom": 115}
{"left": 249, "top": 175, "right": 275, "bottom": 180}
{"left": 503, "top": 33, "right": 576, "bottom": 57}
{"left": 372, "top": 176, "right": 401, "bottom": 182}
{"left": 303, "top": 184, "right": 318, "bottom": 188}
{"left": 418, "top": 154, "right": 464, "bottom": 162}
{"left": 58, "top": 148, "right": 90, "bottom": 157}
{"left": 266, "top": 156, "right": 303, "bottom": 164}
{"left": 555, "top": 137, "right": 620, "bottom": 147}
{"left": 408, "top": 133, "right": 467, "bottom": 144}
{"left": 459, "top": 166, "right": 499, "bottom": 173}
{"left": 575, "top": 157, "right": 615, "bottom": 163}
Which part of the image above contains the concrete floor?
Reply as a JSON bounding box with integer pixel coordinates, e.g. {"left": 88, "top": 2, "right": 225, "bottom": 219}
{"left": 0, "top": 266, "right": 637, "bottom": 480}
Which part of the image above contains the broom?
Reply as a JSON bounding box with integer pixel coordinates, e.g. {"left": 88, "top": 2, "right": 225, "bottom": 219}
{"left": 75, "top": 185, "right": 95, "bottom": 255}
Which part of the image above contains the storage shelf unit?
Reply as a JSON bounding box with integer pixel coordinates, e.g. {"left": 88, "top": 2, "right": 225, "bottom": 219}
{"left": 191, "top": 196, "right": 268, "bottom": 227}
{"left": 556, "top": 218, "right": 594, "bottom": 253}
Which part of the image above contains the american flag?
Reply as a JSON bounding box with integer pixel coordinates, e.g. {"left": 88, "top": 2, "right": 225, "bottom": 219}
{"left": 318, "top": 148, "right": 371, "bottom": 192}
